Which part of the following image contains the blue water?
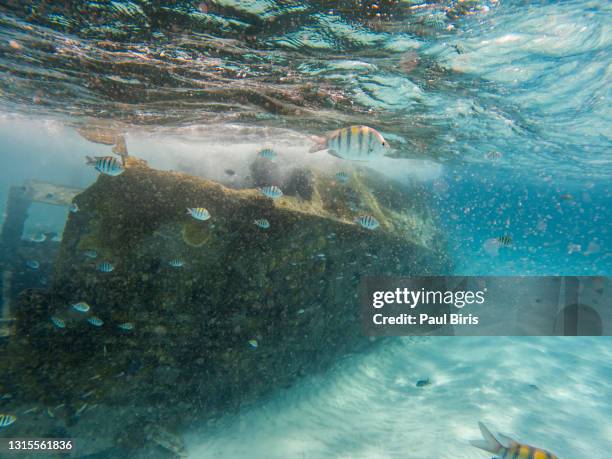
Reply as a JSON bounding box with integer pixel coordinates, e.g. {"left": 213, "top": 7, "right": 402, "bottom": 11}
{"left": 0, "top": 0, "right": 610, "bottom": 458}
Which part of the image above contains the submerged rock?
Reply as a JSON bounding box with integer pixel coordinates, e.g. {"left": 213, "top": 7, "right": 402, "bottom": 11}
{"left": 1, "top": 157, "right": 448, "bottom": 452}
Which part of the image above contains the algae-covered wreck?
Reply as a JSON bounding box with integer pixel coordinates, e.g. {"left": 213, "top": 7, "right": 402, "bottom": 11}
{"left": 0, "top": 155, "right": 448, "bottom": 456}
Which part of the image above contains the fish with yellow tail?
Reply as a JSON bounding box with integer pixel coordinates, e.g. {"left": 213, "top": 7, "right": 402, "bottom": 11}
{"left": 471, "top": 422, "right": 558, "bottom": 459}
{"left": 309, "top": 125, "right": 392, "bottom": 161}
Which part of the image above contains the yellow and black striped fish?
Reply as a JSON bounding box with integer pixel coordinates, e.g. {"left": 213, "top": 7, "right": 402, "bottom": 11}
{"left": 471, "top": 422, "right": 558, "bottom": 459}
{"left": 498, "top": 235, "right": 512, "bottom": 246}
{"left": 309, "top": 125, "right": 391, "bottom": 161}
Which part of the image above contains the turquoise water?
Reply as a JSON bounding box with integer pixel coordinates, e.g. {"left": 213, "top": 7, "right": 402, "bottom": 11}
{"left": 0, "top": 1, "right": 610, "bottom": 458}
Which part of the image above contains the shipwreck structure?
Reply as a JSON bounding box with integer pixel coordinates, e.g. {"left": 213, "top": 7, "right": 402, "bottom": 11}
{"left": 0, "top": 157, "right": 448, "bottom": 457}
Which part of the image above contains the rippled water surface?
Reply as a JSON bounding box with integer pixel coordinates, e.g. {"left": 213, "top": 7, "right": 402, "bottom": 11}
{"left": 0, "top": 1, "right": 610, "bottom": 458}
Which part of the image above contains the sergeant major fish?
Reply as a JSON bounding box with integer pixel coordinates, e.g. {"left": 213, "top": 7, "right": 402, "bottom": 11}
{"left": 86, "top": 156, "right": 125, "bottom": 176}
{"left": 471, "top": 422, "right": 558, "bottom": 459}
{"left": 87, "top": 316, "right": 104, "bottom": 327}
{"left": 258, "top": 186, "right": 283, "bottom": 199}
{"left": 0, "top": 414, "right": 16, "bottom": 428}
{"left": 97, "top": 262, "right": 114, "bottom": 273}
{"left": 355, "top": 215, "right": 380, "bottom": 230}
{"left": 254, "top": 218, "right": 270, "bottom": 229}
{"left": 258, "top": 148, "right": 277, "bottom": 161}
{"left": 309, "top": 125, "right": 392, "bottom": 161}
{"left": 50, "top": 316, "right": 65, "bottom": 329}
{"left": 168, "top": 259, "right": 184, "bottom": 268}
{"left": 187, "top": 207, "right": 211, "bottom": 221}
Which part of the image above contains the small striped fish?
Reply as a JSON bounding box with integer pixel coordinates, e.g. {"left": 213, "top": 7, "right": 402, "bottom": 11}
{"left": 498, "top": 235, "right": 512, "bottom": 246}
{"left": 254, "top": 218, "right": 270, "bottom": 229}
{"left": 259, "top": 186, "right": 283, "bottom": 199}
{"left": 335, "top": 171, "right": 349, "bottom": 182}
{"left": 258, "top": 148, "right": 277, "bottom": 160}
{"left": 168, "top": 259, "right": 184, "bottom": 268}
{"left": 471, "top": 422, "right": 558, "bottom": 459}
{"left": 355, "top": 215, "right": 380, "bottom": 230}
{"left": 248, "top": 339, "right": 258, "bottom": 349}
{"left": 0, "top": 414, "right": 16, "bottom": 428}
{"left": 310, "top": 125, "right": 391, "bottom": 161}
{"left": 86, "top": 156, "right": 125, "bottom": 176}
{"left": 72, "top": 302, "right": 90, "bottom": 313}
{"left": 84, "top": 250, "right": 97, "bottom": 258}
{"left": 87, "top": 316, "right": 104, "bottom": 327}
{"left": 97, "top": 262, "right": 114, "bottom": 273}
{"left": 118, "top": 322, "right": 134, "bottom": 331}
{"left": 187, "top": 207, "right": 211, "bottom": 221}
{"left": 50, "top": 316, "right": 65, "bottom": 329}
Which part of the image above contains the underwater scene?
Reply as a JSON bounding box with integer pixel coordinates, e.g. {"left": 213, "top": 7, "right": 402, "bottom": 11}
{"left": 0, "top": 0, "right": 610, "bottom": 458}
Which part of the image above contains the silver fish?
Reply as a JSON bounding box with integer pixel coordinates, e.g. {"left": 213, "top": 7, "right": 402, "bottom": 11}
{"left": 50, "top": 316, "right": 65, "bottom": 328}
{"left": 258, "top": 148, "right": 277, "bottom": 160}
{"left": 86, "top": 156, "right": 125, "bottom": 176}
{"left": 259, "top": 186, "right": 283, "bottom": 199}
{"left": 0, "top": 414, "right": 16, "bottom": 427}
{"left": 87, "top": 316, "right": 104, "bottom": 327}
{"left": 84, "top": 250, "right": 98, "bottom": 258}
{"left": 70, "top": 202, "right": 79, "bottom": 213}
{"left": 186, "top": 207, "right": 211, "bottom": 221}
{"left": 335, "top": 171, "right": 350, "bottom": 182}
{"left": 118, "top": 322, "right": 134, "bottom": 331}
{"left": 310, "top": 126, "right": 391, "bottom": 161}
{"left": 168, "top": 259, "right": 184, "bottom": 268}
{"left": 30, "top": 233, "right": 46, "bottom": 243}
{"left": 355, "top": 215, "right": 380, "bottom": 230}
{"left": 72, "top": 302, "right": 90, "bottom": 313}
{"left": 254, "top": 218, "right": 270, "bottom": 229}
{"left": 97, "top": 262, "right": 114, "bottom": 273}
{"left": 26, "top": 260, "right": 40, "bottom": 269}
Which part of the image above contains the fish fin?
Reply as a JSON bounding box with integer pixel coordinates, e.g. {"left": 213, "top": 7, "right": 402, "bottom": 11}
{"left": 85, "top": 156, "right": 96, "bottom": 165}
{"left": 470, "top": 422, "right": 503, "bottom": 454}
{"left": 497, "top": 433, "right": 519, "bottom": 449}
{"left": 327, "top": 149, "right": 342, "bottom": 159}
{"left": 308, "top": 135, "right": 326, "bottom": 153}
{"left": 186, "top": 208, "right": 191, "bottom": 215}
